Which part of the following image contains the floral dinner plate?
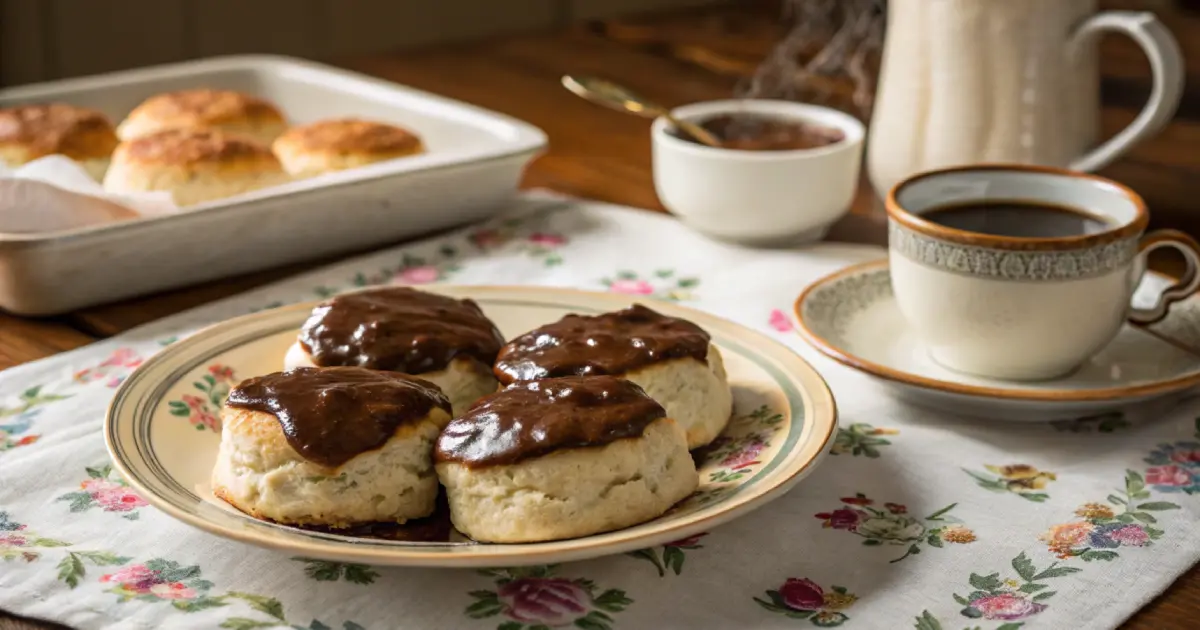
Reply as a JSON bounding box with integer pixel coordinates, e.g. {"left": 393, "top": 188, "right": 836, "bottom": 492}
{"left": 106, "top": 286, "right": 837, "bottom": 567}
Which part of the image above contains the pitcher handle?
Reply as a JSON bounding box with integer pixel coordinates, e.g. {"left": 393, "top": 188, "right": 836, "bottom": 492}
{"left": 1129, "top": 230, "right": 1200, "bottom": 325}
{"left": 1068, "top": 11, "right": 1184, "bottom": 173}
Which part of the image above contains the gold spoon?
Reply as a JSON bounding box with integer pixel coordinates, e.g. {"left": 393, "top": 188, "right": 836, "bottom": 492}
{"left": 561, "top": 75, "right": 723, "bottom": 148}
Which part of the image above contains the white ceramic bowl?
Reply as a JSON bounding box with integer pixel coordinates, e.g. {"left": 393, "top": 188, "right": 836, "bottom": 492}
{"left": 651, "top": 99, "right": 864, "bottom": 246}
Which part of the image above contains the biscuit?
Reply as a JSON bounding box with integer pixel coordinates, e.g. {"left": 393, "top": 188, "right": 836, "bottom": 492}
{"left": 211, "top": 367, "right": 452, "bottom": 528}
{"left": 494, "top": 305, "right": 734, "bottom": 449}
{"left": 435, "top": 376, "right": 698, "bottom": 542}
{"left": 272, "top": 118, "right": 423, "bottom": 178}
{"left": 117, "top": 89, "right": 286, "bottom": 143}
{"left": 102, "top": 128, "right": 290, "bottom": 206}
{"left": 285, "top": 344, "right": 499, "bottom": 419}
{"left": 0, "top": 103, "right": 119, "bottom": 180}
{"left": 289, "top": 287, "right": 505, "bottom": 416}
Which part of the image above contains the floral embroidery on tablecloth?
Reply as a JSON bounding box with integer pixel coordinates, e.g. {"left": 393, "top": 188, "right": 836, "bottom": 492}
{"left": 293, "top": 557, "right": 380, "bottom": 584}
{"left": 627, "top": 533, "right": 707, "bottom": 577}
{"left": 913, "top": 610, "right": 1026, "bottom": 630}
{"left": 352, "top": 247, "right": 462, "bottom": 287}
{"left": 815, "top": 495, "right": 973, "bottom": 563}
{"left": 768, "top": 309, "right": 795, "bottom": 333}
{"left": 102, "top": 559, "right": 221, "bottom": 608}
{"left": 57, "top": 464, "right": 147, "bottom": 520}
{"left": 963, "top": 465, "right": 1057, "bottom": 502}
{"left": 96, "top": 556, "right": 367, "bottom": 627}
{"left": 830, "top": 424, "right": 897, "bottom": 458}
{"left": 1143, "top": 418, "right": 1200, "bottom": 494}
{"left": 0, "top": 512, "right": 129, "bottom": 585}
{"left": 469, "top": 219, "right": 569, "bottom": 267}
{"left": 465, "top": 565, "right": 632, "bottom": 630}
{"left": 696, "top": 405, "right": 784, "bottom": 483}
{"left": 0, "top": 511, "right": 69, "bottom": 563}
{"left": 167, "top": 364, "right": 238, "bottom": 431}
{"left": 754, "top": 578, "right": 857, "bottom": 626}
{"left": 0, "top": 386, "right": 70, "bottom": 454}
{"left": 73, "top": 348, "right": 143, "bottom": 387}
{"left": 0, "top": 410, "right": 41, "bottom": 453}
{"left": 953, "top": 551, "right": 1080, "bottom": 623}
{"left": 1038, "top": 471, "right": 1178, "bottom": 561}
{"left": 600, "top": 269, "right": 699, "bottom": 301}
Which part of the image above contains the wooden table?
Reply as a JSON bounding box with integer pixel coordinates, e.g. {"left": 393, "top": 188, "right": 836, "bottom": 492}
{"left": 4, "top": 2, "right": 1200, "bottom": 628}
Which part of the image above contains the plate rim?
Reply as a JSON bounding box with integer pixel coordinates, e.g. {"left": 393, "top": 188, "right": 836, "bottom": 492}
{"left": 107, "top": 285, "right": 838, "bottom": 567}
{"left": 793, "top": 259, "right": 1200, "bottom": 403}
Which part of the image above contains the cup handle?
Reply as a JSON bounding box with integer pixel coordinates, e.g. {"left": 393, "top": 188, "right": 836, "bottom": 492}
{"left": 1068, "top": 11, "right": 1184, "bottom": 173}
{"left": 1128, "top": 230, "right": 1200, "bottom": 325}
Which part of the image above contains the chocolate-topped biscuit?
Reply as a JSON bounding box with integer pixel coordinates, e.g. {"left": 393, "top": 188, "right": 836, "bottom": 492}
{"left": 435, "top": 376, "right": 666, "bottom": 468}
{"left": 226, "top": 366, "right": 450, "bottom": 468}
{"left": 433, "top": 374, "right": 698, "bottom": 543}
{"left": 299, "top": 287, "right": 505, "bottom": 374}
{"left": 493, "top": 304, "right": 710, "bottom": 384}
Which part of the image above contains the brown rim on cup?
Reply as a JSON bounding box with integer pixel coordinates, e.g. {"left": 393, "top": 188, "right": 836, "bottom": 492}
{"left": 885, "top": 163, "right": 1150, "bottom": 251}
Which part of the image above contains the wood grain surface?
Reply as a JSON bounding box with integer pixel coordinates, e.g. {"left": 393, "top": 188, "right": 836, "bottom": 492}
{"left": 3, "top": 1, "right": 1199, "bottom": 628}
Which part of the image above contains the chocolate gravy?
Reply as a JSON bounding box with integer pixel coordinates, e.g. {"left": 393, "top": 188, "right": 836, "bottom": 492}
{"left": 226, "top": 366, "right": 451, "bottom": 468}
{"left": 493, "top": 304, "right": 710, "bottom": 385}
{"left": 299, "top": 287, "right": 505, "bottom": 374}
{"left": 689, "top": 113, "right": 844, "bottom": 151}
{"left": 435, "top": 376, "right": 665, "bottom": 468}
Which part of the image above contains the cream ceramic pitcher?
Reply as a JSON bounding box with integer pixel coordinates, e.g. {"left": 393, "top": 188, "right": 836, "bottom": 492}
{"left": 867, "top": 0, "right": 1184, "bottom": 199}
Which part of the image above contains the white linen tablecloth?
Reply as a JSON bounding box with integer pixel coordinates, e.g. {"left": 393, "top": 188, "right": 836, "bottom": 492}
{"left": 1, "top": 192, "right": 1198, "bottom": 630}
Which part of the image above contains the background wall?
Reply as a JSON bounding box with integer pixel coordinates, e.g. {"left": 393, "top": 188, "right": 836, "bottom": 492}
{"left": 0, "top": 0, "right": 727, "bottom": 86}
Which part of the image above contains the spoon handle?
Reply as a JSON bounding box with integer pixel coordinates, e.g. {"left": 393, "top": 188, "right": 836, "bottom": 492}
{"left": 561, "top": 74, "right": 724, "bottom": 148}
{"left": 669, "top": 117, "right": 723, "bottom": 148}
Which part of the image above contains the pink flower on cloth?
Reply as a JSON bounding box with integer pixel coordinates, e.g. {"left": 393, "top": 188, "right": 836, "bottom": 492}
{"left": 1169, "top": 449, "right": 1200, "bottom": 465}
{"left": 1146, "top": 465, "right": 1192, "bottom": 487}
{"left": 777, "top": 578, "right": 825, "bottom": 611}
{"left": 396, "top": 265, "right": 441, "bottom": 285}
{"left": 814, "top": 508, "right": 868, "bottom": 531}
{"left": 74, "top": 348, "right": 143, "bottom": 384}
{"left": 101, "top": 348, "right": 143, "bottom": 369}
{"left": 0, "top": 533, "right": 29, "bottom": 547}
{"left": 968, "top": 593, "right": 1047, "bottom": 620}
{"left": 1108, "top": 524, "right": 1151, "bottom": 547}
{"left": 497, "top": 577, "right": 590, "bottom": 626}
{"left": 607, "top": 279, "right": 654, "bottom": 295}
{"left": 768, "top": 309, "right": 795, "bottom": 332}
{"left": 101, "top": 565, "right": 158, "bottom": 594}
{"left": 82, "top": 479, "right": 147, "bottom": 512}
{"left": 149, "top": 582, "right": 197, "bottom": 600}
{"left": 528, "top": 232, "right": 567, "bottom": 246}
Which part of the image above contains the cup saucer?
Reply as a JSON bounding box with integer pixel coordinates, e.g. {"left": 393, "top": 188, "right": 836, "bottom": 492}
{"left": 793, "top": 259, "right": 1200, "bottom": 421}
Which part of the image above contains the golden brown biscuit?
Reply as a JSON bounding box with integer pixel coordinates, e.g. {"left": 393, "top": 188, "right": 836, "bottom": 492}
{"left": 0, "top": 103, "right": 119, "bottom": 180}
{"left": 102, "top": 128, "right": 290, "bottom": 206}
{"left": 117, "top": 89, "right": 287, "bottom": 143}
{"left": 272, "top": 118, "right": 423, "bottom": 178}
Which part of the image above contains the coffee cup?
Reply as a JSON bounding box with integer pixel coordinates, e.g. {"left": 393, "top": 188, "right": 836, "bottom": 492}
{"left": 886, "top": 164, "right": 1200, "bottom": 381}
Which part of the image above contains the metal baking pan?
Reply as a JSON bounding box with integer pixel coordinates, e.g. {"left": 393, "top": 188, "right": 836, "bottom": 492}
{"left": 0, "top": 55, "right": 546, "bottom": 315}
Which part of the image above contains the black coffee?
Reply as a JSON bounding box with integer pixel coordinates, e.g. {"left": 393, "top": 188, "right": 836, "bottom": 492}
{"left": 921, "top": 201, "right": 1113, "bottom": 238}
